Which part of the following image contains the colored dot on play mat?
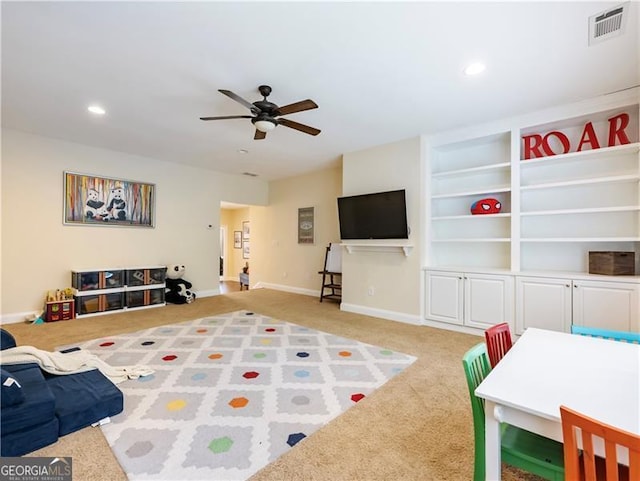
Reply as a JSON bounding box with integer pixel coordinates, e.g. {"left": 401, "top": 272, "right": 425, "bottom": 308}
{"left": 196, "top": 329, "right": 207, "bottom": 334}
{"left": 286, "top": 432, "right": 306, "bottom": 447}
{"left": 296, "top": 352, "right": 309, "bottom": 358}
{"left": 99, "top": 341, "right": 115, "bottom": 347}
{"left": 243, "top": 371, "right": 260, "bottom": 379}
{"left": 208, "top": 353, "right": 223, "bottom": 360}
{"left": 380, "top": 349, "right": 393, "bottom": 355}
{"left": 166, "top": 399, "right": 187, "bottom": 411}
{"left": 291, "top": 395, "right": 310, "bottom": 406}
{"left": 253, "top": 353, "right": 267, "bottom": 359}
{"left": 125, "top": 440, "right": 153, "bottom": 458}
{"left": 209, "top": 436, "right": 233, "bottom": 454}
{"left": 294, "top": 370, "right": 310, "bottom": 378}
{"left": 338, "top": 351, "right": 352, "bottom": 357}
{"left": 229, "top": 397, "right": 249, "bottom": 408}
{"left": 265, "top": 328, "right": 276, "bottom": 332}
{"left": 351, "top": 393, "right": 365, "bottom": 403}
{"left": 162, "top": 355, "right": 177, "bottom": 361}
{"left": 191, "top": 372, "right": 206, "bottom": 381}
{"left": 141, "top": 341, "right": 155, "bottom": 346}
{"left": 260, "top": 339, "right": 272, "bottom": 345}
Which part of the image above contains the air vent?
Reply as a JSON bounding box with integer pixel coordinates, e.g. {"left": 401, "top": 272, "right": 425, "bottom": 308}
{"left": 589, "top": 3, "right": 628, "bottom": 45}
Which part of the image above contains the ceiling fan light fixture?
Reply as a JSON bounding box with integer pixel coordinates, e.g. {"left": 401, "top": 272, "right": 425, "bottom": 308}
{"left": 464, "top": 62, "right": 486, "bottom": 76}
{"left": 87, "top": 104, "right": 106, "bottom": 115}
{"left": 254, "top": 119, "right": 276, "bottom": 132}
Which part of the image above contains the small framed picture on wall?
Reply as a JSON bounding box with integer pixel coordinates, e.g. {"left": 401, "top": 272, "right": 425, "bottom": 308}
{"left": 242, "top": 221, "right": 250, "bottom": 240}
{"left": 298, "top": 206, "right": 314, "bottom": 244}
{"left": 234, "top": 231, "right": 242, "bottom": 249}
{"left": 242, "top": 241, "right": 250, "bottom": 259}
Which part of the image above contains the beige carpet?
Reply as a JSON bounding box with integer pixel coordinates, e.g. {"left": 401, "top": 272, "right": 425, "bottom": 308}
{"left": 3, "top": 289, "right": 539, "bottom": 481}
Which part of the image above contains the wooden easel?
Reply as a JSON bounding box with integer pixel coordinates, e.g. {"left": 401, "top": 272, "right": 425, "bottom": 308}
{"left": 318, "top": 243, "right": 342, "bottom": 302}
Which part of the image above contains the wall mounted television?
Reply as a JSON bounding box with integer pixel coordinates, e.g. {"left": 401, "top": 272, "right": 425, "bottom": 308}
{"left": 337, "top": 189, "right": 409, "bottom": 240}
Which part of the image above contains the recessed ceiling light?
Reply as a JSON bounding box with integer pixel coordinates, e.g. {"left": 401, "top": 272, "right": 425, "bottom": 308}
{"left": 238, "top": 149, "right": 249, "bottom": 154}
{"left": 87, "top": 105, "right": 106, "bottom": 115}
{"left": 464, "top": 62, "right": 486, "bottom": 76}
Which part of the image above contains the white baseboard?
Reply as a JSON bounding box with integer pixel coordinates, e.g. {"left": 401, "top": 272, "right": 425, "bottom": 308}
{"left": 1, "top": 311, "right": 39, "bottom": 325}
{"left": 340, "top": 303, "right": 422, "bottom": 326}
{"left": 421, "top": 318, "right": 484, "bottom": 337}
{"left": 254, "top": 282, "right": 319, "bottom": 298}
{"left": 2, "top": 291, "right": 221, "bottom": 324}
{"left": 196, "top": 289, "right": 219, "bottom": 298}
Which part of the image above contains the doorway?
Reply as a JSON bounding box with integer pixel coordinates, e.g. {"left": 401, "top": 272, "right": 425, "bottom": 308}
{"left": 219, "top": 225, "right": 227, "bottom": 280}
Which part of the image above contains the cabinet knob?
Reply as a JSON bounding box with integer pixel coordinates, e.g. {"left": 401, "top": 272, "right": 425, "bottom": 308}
{"left": 565, "top": 284, "right": 570, "bottom": 288}
{"left": 574, "top": 284, "right": 578, "bottom": 288}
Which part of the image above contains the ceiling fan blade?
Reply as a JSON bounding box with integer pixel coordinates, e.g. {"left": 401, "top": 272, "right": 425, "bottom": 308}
{"left": 276, "top": 99, "right": 318, "bottom": 116}
{"left": 218, "top": 89, "right": 258, "bottom": 113}
{"left": 254, "top": 129, "right": 266, "bottom": 140}
{"left": 200, "top": 115, "right": 253, "bottom": 121}
{"left": 278, "top": 118, "right": 321, "bottom": 136}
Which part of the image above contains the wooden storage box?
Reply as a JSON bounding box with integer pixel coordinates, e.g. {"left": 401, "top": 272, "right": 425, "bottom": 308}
{"left": 588, "top": 251, "right": 635, "bottom": 276}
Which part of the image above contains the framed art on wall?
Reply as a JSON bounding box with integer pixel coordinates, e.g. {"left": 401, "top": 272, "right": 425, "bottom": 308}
{"left": 242, "top": 241, "right": 250, "bottom": 259}
{"left": 298, "top": 206, "right": 315, "bottom": 244}
{"left": 234, "top": 231, "right": 242, "bottom": 249}
{"left": 63, "top": 171, "right": 155, "bottom": 227}
{"left": 242, "top": 221, "right": 250, "bottom": 240}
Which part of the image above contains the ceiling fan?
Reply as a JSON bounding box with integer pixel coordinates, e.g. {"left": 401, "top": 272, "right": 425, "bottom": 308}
{"left": 200, "top": 85, "right": 320, "bottom": 140}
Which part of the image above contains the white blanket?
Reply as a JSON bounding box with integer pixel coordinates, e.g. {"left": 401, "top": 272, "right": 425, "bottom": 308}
{"left": 0, "top": 345, "right": 154, "bottom": 385}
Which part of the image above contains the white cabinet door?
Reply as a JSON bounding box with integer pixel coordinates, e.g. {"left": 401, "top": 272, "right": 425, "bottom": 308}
{"left": 515, "top": 276, "right": 572, "bottom": 335}
{"left": 573, "top": 280, "right": 640, "bottom": 332}
{"left": 464, "top": 273, "right": 514, "bottom": 330}
{"left": 424, "top": 271, "right": 464, "bottom": 325}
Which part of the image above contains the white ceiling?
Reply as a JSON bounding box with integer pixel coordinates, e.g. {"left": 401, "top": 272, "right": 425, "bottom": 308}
{"left": 2, "top": 1, "right": 638, "bottom": 181}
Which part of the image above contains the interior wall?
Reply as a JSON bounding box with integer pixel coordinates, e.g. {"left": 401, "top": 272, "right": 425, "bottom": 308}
{"left": 1, "top": 129, "right": 268, "bottom": 319}
{"left": 251, "top": 165, "right": 343, "bottom": 294}
{"left": 341, "top": 137, "right": 422, "bottom": 318}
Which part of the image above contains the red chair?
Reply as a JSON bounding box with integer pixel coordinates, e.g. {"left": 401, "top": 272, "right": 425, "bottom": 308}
{"left": 484, "top": 322, "right": 513, "bottom": 368}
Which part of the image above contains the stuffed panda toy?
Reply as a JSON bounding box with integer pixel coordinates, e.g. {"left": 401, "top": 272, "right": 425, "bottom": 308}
{"left": 165, "top": 264, "right": 196, "bottom": 304}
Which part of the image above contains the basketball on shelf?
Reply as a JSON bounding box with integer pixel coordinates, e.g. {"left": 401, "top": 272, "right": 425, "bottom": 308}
{"left": 470, "top": 198, "right": 501, "bottom": 215}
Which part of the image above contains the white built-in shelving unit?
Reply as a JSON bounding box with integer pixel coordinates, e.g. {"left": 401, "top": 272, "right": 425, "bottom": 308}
{"left": 423, "top": 92, "right": 640, "bottom": 335}
{"left": 429, "top": 131, "right": 512, "bottom": 269}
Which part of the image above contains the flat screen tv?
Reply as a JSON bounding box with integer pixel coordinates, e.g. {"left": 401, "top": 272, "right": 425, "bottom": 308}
{"left": 337, "top": 189, "right": 409, "bottom": 240}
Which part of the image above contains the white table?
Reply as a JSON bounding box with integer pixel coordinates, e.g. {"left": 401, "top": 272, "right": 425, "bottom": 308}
{"left": 475, "top": 327, "right": 640, "bottom": 481}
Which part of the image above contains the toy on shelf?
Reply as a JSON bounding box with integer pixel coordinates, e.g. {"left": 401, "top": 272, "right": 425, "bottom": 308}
{"left": 44, "top": 288, "right": 76, "bottom": 322}
{"left": 470, "top": 198, "right": 502, "bottom": 215}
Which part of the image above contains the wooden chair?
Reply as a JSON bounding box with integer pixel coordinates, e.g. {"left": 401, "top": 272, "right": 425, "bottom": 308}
{"left": 571, "top": 325, "right": 640, "bottom": 344}
{"left": 560, "top": 405, "right": 639, "bottom": 481}
{"left": 484, "top": 322, "right": 513, "bottom": 368}
{"left": 462, "top": 343, "right": 564, "bottom": 481}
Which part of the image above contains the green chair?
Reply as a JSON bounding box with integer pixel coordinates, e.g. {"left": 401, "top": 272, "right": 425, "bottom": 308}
{"left": 571, "top": 325, "right": 640, "bottom": 344}
{"left": 462, "top": 343, "right": 565, "bottom": 481}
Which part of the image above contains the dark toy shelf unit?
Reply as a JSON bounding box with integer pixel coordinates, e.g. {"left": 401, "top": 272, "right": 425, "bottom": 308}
{"left": 72, "top": 266, "right": 166, "bottom": 318}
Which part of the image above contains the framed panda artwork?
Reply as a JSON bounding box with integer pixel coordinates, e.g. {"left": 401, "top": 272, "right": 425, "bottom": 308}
{"left": 63, "top": 171, "right": 155, "bottom": 227}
